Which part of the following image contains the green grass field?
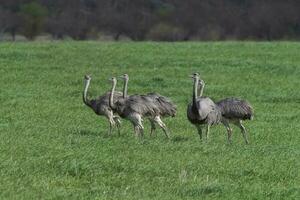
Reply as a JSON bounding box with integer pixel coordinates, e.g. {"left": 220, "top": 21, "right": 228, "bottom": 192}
{"left": 1, "top": 42, "right": 300, "bottom": 199}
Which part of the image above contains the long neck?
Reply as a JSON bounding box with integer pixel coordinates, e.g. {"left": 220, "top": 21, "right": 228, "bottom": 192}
{"left": 198, "top": 83, "right": 204, "bottom": 97}
{"left": 109, "top": 80, "right": 117, "bottom": 109}
{"left": 123, "top": 78, "right": 128, "bottom": 98}
{"left": 192, "top": 78, "right": 198, "bottom": 105}
{"left": 83, "top": 79, "right": 92, "bottom": 107}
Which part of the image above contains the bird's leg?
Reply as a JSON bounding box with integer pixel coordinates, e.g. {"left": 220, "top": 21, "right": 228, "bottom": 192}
{"left": 132, "top": 114, "right": 144, "bottom": 139}
{"left": 108, "top": 119, "right": 115, "bottom": 135}
{"left": 205, "top": 124, "right": 211, "bottom": 141}
{"left": 109, "top": 123, "right": 112, "bottom": 135}
{"left": 134, "top": 125, "right": 140, "bottom": 138}
{"left": 113, "top": 116, "right": 121, "bottom": 136}
{"left": 139, "top": 125, "right": 145, "bottom": 139}
{"left": 149, "top": 118, "right": 156, "bottom": 137}
{"left": 130, "top": 115, "right": 140, "bottom": 138}
{"left": 222, "top": 120, "right": 232, "bottom": 144}
{"left": 195, "top": 124, "right": 203, "bottom": 140}
{"left": 154, "top": 116, "right": 170, "bottom": 139}
{"left": 116, "top": 123, "right": 121, "bottom": 136}
{"left": 134, "top": 125, "right": 144, "bottom": 140}
{"left": 137, "top": 116, "right": 144, "bottom": 139}
{"left": 108, "top": 121, "right": 115, "bottom": 135}
{"left": 234, "top": 120, "right": 249, "bottom": 144}
{"left": 107, "top": 113, "right": 115, "bottom": 135}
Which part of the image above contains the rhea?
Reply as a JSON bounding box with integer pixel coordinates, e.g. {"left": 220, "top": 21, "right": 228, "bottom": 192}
{"left": 194, "top": 74, "right": 254, "bottom": 144}
{"left": 187, "top": 73, "right": 222, "bottom": 140}
{"left": 109, "top": 77, "right": 169, "bottom": 139}
{"left": 83, "top": 75, "right": 122, "bottom": 134}
{"left": 119, "top": 74, "right": 176, "bottom": 138}
{"left": 217, "top": 98, "right": 253, "bottom": 144}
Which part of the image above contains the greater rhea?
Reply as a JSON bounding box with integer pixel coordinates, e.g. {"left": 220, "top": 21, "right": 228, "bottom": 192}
{"left": 119, "top": 74, "right": 176, "bottom": 138}
{"left": 187, "top": 73, "right": 222, "bottom": 140}
{"left": 195, "top": 75, "right": 254, "bottom": 144}
{"left": 83, "top": 75, "right": 122, "bottom": 134}
{"left": 109, "top": 77, "right": 160, "bottom": 139}
{"left": 217, "top": 98, "right": 253, "bottom": 144}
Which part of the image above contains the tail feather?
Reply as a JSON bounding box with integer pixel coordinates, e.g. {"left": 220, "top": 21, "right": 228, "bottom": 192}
{"left": 146, "top": 93, "right": 177, "bottom": 117}
{"left": 157, "top": 96, "right": 177, "bottom": 117}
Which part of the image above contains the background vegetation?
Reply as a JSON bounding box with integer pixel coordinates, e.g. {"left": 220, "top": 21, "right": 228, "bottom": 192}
{"left": 0, "top": 42, "right": 299, "bottom": 199}
{"left": 1, "top": 0, "right": 300, "bottom": 41}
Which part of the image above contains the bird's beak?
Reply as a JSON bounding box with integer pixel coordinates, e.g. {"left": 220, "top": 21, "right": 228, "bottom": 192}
{"left": 117, "top": 76, "right": 124, "bottom": 80}
{"left": 189, "top": 75, "right": 194, "bottom": 78}
{"left": 84, "top": 74, "right": 91, "bottom": 79}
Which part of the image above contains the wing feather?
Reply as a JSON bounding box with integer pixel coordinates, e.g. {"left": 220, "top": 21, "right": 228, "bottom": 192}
{"left": 217, "top": 98, "right": 253, "bottom": 120}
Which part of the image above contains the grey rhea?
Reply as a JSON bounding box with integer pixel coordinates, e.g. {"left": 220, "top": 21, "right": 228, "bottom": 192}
{"left": 187, "top": 73, "right": 222, "bottom": 140}
{"left": 216, "top": 97, "right": 254, "bottom": 144}
{"left": 109, "top": 77, "right": 166, "bottom": 139}
{"left": 119, "top": 74, "right": 176, "bottom": 138}
{"left": 83, "top": 75, "right": 122, "bottom": 135}
{"left": 195, "top": 75, "right": 254, "bottom": 144}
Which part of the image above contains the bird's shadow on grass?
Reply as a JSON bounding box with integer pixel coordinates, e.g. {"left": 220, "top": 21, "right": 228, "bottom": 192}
{"left": 72, "top": 129, "right": 192, "bottom": 142}
{"left": 72, "top": 129, "right": 128, "bottom": 139}
{"left": 72, "top": 129, "right": 108, "bottom": 138}
{"left": 171, "top": 135, "right": 190, "bottom": 143}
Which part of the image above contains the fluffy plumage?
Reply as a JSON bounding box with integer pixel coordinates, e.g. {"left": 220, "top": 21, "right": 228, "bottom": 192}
{"left": 217, "top": 98, "right": 253, "bottom": 120}
{"left": 187, "top": 97, "right": 221, "bottom": 125}
{"left": 216, "top": 97, "right": 254, "bottom": 144}
{"left": 114, "top": 94, "right": 159, "bottom": 119}
{"left": 187, "top": 73, "right": 221, "bottom": 140}
{"left": 145, "top": 92, "right": 177, "bottom": 117}
{"left": 116, "top": 74, "right": 176, "bottom": 138}
{"left": 83, "top": 75, "right": 122, "bottom": 134}
{"left": 109, "top": 77, "right": 163, "bottom": 138}
{"left": 189, "top": 74, "right": 254, "bottom": 144}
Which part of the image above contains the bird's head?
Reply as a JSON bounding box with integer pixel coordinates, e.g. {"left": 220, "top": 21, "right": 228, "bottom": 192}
{"left": 119, "top": 73, "right": 129, "bottom": 80}
{"left": 109, "top": 77, "right": 117, "bottom": 84}
{"left": 189, "top": 73, "right": 200, "bottom": 80}
{"left": 84, "top": 74, "right": 91, "bottom": 80}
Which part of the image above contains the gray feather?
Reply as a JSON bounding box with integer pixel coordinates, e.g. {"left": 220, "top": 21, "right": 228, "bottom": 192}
{"left": 216, "top": 98, "right": 253, "bottom": 120}
{"left": 92, "top": 91, "right": 122, "bottom": 115}
{"left": 145, "top": 92, "right": 177, "bottom": 117}
{"left": 114, "top": 94, "right": 159, "bottom": 118}
{"left": 83, "top": 76, "right": 122, "bottom": 117}
{"left": 187, "top": 96, "right": 222, "bottom": 125}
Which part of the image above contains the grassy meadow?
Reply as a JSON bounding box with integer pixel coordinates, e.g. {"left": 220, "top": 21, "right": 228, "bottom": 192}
{"left": 0, "top": 41, "right": 300, "bottom": 199}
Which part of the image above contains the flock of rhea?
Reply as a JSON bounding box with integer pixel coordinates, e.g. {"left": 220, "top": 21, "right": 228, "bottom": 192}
{"left": 83, "top": 73, "right": 253, "bottom": 144}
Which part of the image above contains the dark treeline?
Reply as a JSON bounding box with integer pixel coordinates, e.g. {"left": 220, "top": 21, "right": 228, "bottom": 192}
{"left": 0, "top": 0, "right": 300, "bottom": 41}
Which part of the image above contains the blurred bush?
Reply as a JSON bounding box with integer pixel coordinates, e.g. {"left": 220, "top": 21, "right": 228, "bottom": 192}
{"left": 147, "top": 23, "right": 186, "bottom": 41}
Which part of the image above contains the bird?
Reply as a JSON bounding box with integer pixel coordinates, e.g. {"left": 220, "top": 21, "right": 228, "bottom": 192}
{"left": 216, "top": 97, "right": 253, "bottom": 144}
{"left": 194, "top": 75, "right": 254, "bottom": 144}
{"left": 109, "top": 77, "right": 162, "bottom": 139}
{"left": 82, "top": 74, "right": 123, "bottom": 135}
{"left": 187, "top": 73, "right": 222, "bottom": 140}
{"left": 119, "top": 74, "right": 176, "bottom": 138}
